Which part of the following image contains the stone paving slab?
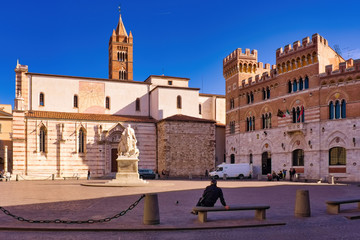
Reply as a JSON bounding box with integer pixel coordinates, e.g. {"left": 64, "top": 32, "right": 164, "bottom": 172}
{"left": 0, "top": 179, "right": 359, "bottom": 239}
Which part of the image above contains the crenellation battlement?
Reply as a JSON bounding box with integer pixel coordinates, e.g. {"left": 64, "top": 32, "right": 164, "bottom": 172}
{"left": 276, "top": 33, "right": 328, "bottom": 59}
{"left": 321, "top": 59, "right": 360, "bottom": 77}
{"left": 239, "top": 69, "right": 276, "bottom": 89}
{"left": 223, "top": 48, "right": 258, "bottom": 65}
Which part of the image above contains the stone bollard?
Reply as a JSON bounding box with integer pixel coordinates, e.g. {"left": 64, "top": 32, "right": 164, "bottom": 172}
{"left": 143, "top": 193, "right": 160, "bottom": 225}
{"left": 52, "top": 174, "right": 55, "bottom": 180}
{"left": 16, "top": 174, "right": 19, "bottom": 181}
{"left": 295, "top": 189, "right": 311, "bottom": 217}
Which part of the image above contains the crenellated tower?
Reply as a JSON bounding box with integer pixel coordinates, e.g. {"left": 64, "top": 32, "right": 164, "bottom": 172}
{"left": 109, "top": 13, "right": 133, "bottom": 80}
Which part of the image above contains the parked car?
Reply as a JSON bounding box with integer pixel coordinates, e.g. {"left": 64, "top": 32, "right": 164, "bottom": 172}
{"left": 138, "top": 169, "right": 156, "bottom": 179}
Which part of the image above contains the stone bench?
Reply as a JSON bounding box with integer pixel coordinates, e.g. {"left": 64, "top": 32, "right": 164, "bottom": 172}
{"left": 63, "top": 174, "right": 79, "bottom": 180}
{"left": 326, "top": 199, "right": 360, "bottom": 214}
{"left": 192, "top": 205, "right": 270, "bottom": 223}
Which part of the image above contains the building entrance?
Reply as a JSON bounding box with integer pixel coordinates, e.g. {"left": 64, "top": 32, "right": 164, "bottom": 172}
{"left": 111, "top": 148, "right": 118, "bottom": 172}
{"left": 261, "top": 152, "right": 271, "bottom": 175}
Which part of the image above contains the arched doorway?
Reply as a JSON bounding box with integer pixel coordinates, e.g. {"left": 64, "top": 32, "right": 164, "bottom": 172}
{"left": 261, "top": 152, "right": 271, "bottom": 175}
{"left": 230, "top": 154, "right": 235, "bottom": 164}
{"left": 292, "top": 149, "right": 304, "bottom": 166}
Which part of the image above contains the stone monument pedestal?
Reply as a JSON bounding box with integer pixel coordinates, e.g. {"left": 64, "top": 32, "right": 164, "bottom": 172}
{"left": 106, "top": 156, "right": 148, "bottom": 186}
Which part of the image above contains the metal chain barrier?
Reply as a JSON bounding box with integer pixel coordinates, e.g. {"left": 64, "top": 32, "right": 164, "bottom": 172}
{"left": 0, "top": 194, "right": 145, "bottom": 224}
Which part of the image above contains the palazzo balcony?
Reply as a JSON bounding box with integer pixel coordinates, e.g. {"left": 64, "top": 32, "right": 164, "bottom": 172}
{"left": 286, "top": 122, "right": 306, "bottom": 135}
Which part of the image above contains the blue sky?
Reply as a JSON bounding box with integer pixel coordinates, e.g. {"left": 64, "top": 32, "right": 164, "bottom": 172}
{"left": 1, "top": 0, "right": 359, "bottom": 106}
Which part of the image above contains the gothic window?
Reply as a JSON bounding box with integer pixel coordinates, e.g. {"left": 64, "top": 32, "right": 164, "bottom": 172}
{"left": 230, "top": 121, "right": 235, "bottom": 134}
{"left": 78, "top": 128, "right": 86, "bottom": 153}
{"left": 262, "top": 114, "right": 265, "bottom": 129}
{"left": 39, "top": 126, "right": 46, "bottom": 153}
{"left": 292, "top": 149, "right": 304, "bottom": 166}
{"left": 74, "top": 95, "right": 78, "bottom": 108}
{"left": 252, "top": 116, "right": 255, "bottom": 131}
{"left": 117, "top": 52, "right": 120, "bottom": 61}
{"left": 247, "top": 93, "right": 250, "bottom": 104}
{"left": 249, "top": 153, "right": 253, "bottom": 164}
{"left": 292, "top": 108, "right": 296, "bottom": 123}
{"left": 177, "top": 95, "right": 182, "bottom": 109}
{"left": 288, "top": 81, "right": 292, "bottom": 93}
{"left": 293, "top": 80, "right": 298, "bottom": 92}
{"left": 246, "top": 118, "right": 249, "bottom": 132}
{"left": 304, "top": 76, "right": 309, "bottom": 89}
{"left": 329, "top": 101, "right": 334, "bottom": 119}
{"left": 268, "top": 113, "right": 272, "bottom": 128}
{"left": 341, "top": 100, "right": 346, "bottom": 118}
{"left": 39, "top": 93, "right": 45, "bottom": 106}
{"left": 250, "top": 92, "right": 254, "bottom": 103}
{"left": 299, "top": 78, "right": 303, "bottom": 90}
{"left": 335, "top": 100, "right": 340, "bottom": 119}
{"left": 230, "top": 98, "right": 235, "bottom": 109}
{"left": 262, "top": 88, "right": 266, "bottom": 100}
{"left": 106, "top": 97, "right": 110, "bottom": 110}
{"left": 199, "top": 104, "right": 202, "bottom": 114}
{"left": 266, "top": 87, "right": 270, "bottom": 99}
{"left": 329, "top": 147, "right": 346, "bottom": 165}
{"left": 136, "top": 98, "right": 140, "bottom": 111}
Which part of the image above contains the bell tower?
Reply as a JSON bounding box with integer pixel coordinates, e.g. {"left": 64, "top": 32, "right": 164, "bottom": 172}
{"left": 109, "top": 12, "right": 133, "bottom": 80}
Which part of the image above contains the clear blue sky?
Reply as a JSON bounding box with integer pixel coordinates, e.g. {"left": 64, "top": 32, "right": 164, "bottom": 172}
{"left": 1, "top": 0, "right": 359, "bottom": 106}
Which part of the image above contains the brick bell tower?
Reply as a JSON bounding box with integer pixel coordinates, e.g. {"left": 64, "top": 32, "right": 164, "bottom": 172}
{"left": 109, "top": 13, "right": 133, "bottom": 80}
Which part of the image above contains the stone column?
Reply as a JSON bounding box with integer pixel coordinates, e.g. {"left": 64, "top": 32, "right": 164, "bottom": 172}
{"left": 4, "top": 145, "right": 8, "bottom": 172}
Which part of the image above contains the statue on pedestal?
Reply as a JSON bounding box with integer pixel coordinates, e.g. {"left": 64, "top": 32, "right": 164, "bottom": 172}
{"left": 118, "top": 124, "right": 139, "bottom": 158}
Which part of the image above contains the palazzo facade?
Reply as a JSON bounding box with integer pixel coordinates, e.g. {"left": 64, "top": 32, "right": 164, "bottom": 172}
{"left": 224, "top": 33, "right": 360, "bottom": 181}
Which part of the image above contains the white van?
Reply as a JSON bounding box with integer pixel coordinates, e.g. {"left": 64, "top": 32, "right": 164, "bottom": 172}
{"left": 209, "top": 163, "right": 252, "bottom": 179}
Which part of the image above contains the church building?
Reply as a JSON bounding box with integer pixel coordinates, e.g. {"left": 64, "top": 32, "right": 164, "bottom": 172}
{"left": 11, "top": 14, "right": 225, "bottom": 178}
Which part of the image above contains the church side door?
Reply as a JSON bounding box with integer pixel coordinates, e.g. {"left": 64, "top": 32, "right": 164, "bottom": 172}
{"left": 111, "top": 148, "right": 118, "bottom": 172}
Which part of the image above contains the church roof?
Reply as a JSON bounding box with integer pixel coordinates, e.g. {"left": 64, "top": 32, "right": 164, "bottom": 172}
{"left": 159, "top": 114, "right": 216, "bottom": 123}
{"left": 0, "top": 109, "right": 12, "bottom": 119}
{"left": 26, "top": 111, "right": 156, "bottom": 123}
{"left": 116, "top": 14, "right": 128, "bottom": 37}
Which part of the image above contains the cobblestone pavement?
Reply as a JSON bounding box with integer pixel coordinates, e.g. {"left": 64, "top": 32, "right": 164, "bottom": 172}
{"left": 0, "top": 179, "right": 359, "bottom": 239}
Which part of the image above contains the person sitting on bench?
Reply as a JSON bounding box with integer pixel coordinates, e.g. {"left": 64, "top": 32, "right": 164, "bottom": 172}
{"left": 191, "top": 179, "right": 229, "bottom": 214}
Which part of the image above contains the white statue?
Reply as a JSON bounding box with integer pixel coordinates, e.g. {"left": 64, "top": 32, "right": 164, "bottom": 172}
{"left": 118, "top": 124, "right": 139, "bottom": 157}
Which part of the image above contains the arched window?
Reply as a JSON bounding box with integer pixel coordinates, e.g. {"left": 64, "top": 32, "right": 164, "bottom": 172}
{"left": 246, "top": 118, "right": 250, "bottom": 132}
{"left": 288, "top": 81, "right": 292, "bottom": 93}
{"left": 329, "top": 101, "right": 334, "bottom": 119}
{"left": 250, "top": 92, "right": 254, "bottom": 103}
{"left": 199, "top": 104, "right": 202, "bottom": 114}
{"left": 292, "top": 108, "right": 296, "bottom": 123}
{"left": 262, "top": 88, "right": 266, "bottom": 100}
{"left": 292, "top": 149, "right": 304, "bottom": 166}
{"left": 293, "top": 80, "right": 298, "bottom": 92}
{"left": 304, "top": 76, "right": 309, "bottom": 89}
{"left": 266, "top": 87, "right": 270, "bottom": 99}
{"left": 136, "top": 98, "right": 140, "bottom": 111}
{"left": 268, "top": 113, "right": 272, "bottom": 128}
{"left": 230, "top": 154, "right": 235, "bottom": 164}
{"left": 106, "top": 97, "right": 110, "bottom": 110}
{"left": 335, "top": 100, "right": 340, "bottom": 119}
{"left": 341, "top": 100, "right": 346, "bottom": 118}
{"left": 39, "top": 126, "right": 46, "bottom": 153}
{"left": 262, "top": 114, "right": 265, "bottom": 129}
{"left": 78, "top": 128, "right": 85, "bottom": 153}
{"left": 39, "top": 93, "right": 45, "bottom": 106}
{"left": 247, "top": 93, "right": 250, "bottom": 104}
{"left": 252, "top": 116, "right": 255, "bottom": 131}
{"left": 329, "top": 147, "right": 346, "bottom": 165}
{"left": 177, "top": 95, "right": 182, "bottom": 109}
{"left": 74, "top": 95, "right": 78, "bottom": 108}
{"left": 117, "top": 52, "right": 120, "bottom": 61}
{"left": 299, "top": 78, "right": 303, "bottom": 90}
{"left": 296, "top": 107, "right": 300, "bottom": 122}
{"left": 249, "top": 153, "right": 253, "bottom": 164}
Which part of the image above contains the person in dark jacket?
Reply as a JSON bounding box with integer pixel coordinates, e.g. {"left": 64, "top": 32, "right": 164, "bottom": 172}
{"left": 191, "top": 179, "right": 229, "bottom": 214}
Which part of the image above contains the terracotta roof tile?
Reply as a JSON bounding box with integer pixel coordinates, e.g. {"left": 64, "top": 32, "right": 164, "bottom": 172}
{"left": 159, "top": 114, "right": 216, "bottom": 123}
{"left": 25, "top": 111, "right": 156, "bottom": 123}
